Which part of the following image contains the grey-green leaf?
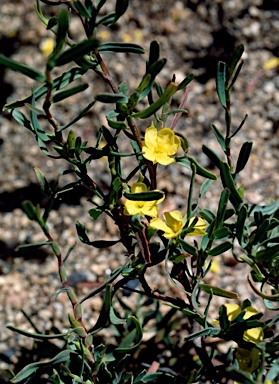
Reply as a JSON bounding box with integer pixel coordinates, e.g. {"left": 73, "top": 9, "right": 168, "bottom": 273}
{"left": 0, "top": 55, "right": 45, "bottom": 82}
{"left": 55, "top": 39, "right": 99, "bottom": 66}
{"left": 98, "top": 42, "right": 144, "bottom": 54}
{"left": 124, "top": 191, "right": 164, "bottom": 201}
{"left": 216, "top": 61, "right": 227, "bottom": 108}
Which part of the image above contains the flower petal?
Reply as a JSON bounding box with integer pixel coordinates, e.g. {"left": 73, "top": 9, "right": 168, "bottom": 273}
{"left": 131, "top": 182, "right": 148, "bottom": 193}
{"left": 142, "top": 145, "right": 157, "bottom": 163}
{"left": 154, "top": 152, "right": 175, "bottom": 165}
{"left": 225, "top": 303, "right": 241, "bottom": 321}
{"left": 149, "top": 218, "right": 172, "bottom": 234}
{"left": 243, "top": 327, "right": 264, "bottom": 344}
{"left": 144, "top": 126, "right": 158, "bottom": 149}
{"left": 243, "top": 306, "right": 261, "bottom": 320}
{"left": 187, "top": 217, "right": 207, "bottom": 236}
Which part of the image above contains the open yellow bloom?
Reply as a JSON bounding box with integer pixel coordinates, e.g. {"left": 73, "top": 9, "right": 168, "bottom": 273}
{"left": 217, "top": 304, "right": 264, "bottom": 344}
{"left": 124, "top": 182, "right": 164, "bottom": 218}
{"left": 142, "top": 126, "right": 180, "bottom": 165}
{"left": 235, "top": 347, "right": 261, "bottom": 374}
{"left": 149, "top": 210, "right": 207, "bottom": 239}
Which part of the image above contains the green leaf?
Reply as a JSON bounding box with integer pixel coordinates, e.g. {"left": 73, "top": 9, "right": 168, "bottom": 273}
{"left": 176, "top": 156, "right": 217, "bottom": 180}
{"left": 51, "top": 83, "right": 88, "bottom": 103}
{"left": 107, "top": 119, "right": 127, "bottom": 130}
{"left": 213, "top": 227, "right": 231, "bottom": 239}
{"left": 211, "top": 123, "right": 226, "bottom": 152}
{"left": 55, "top": 39, "right": 99, "bottom": 66}
{"left": 199, "top": 179, "right": 214, "bottom": 198}
{"left": 114, "top": 316, "right": 143, "bottom": 353}
{"left": 74, "top": 0, "right": 92, "bottom": 19}
{"left": 5, "top": 67, "right": 87, "bottom": 110}
{"left": 220, "top": 161, "right": 243, "bottom": 209}
{"left": 234, "top": 142, "right": 253, "bottom": 174}
{"left": 30, "top": 92, "right": 50, "bottom": 142}
{"left": 89, "top": 239, "right": 120, "bottom": 248}
{"left": 7, "top": 325, "right": 69, "bottom": 340}
{"left": 21, "top": 200, "right": 38, "bottom": 221}
{"left": 115, "top": 0, "right": 129, "bottom": 21}
{"left": 225, "top": 366, "right": 255, "bottom": 384}
{"left": 229, "top": 113, "right": 248, "bottom": 139}
{"left": 76, "top": 221, "right": 90, "bottom": 243}
{"left": 124, "top": 190, "right": 164, "bottom": 201}
{"left": 199, "top": 283, "right": 238, "bottom": 299}
{"left": 219, "top": 304, "right": 230, "bottom": 330}
{"left": 89, "top": 284, "right": 111, "bottom": 333}
{"left": 227, "top": 44, "right": 244, "bottom": 80}
{"left": 34, "top": 167, "right": 52, "bottom": 196}
{"left": 180, "top": 239, "right": 197, "bottom": 257}
{"left": 98, "top": 42, "right": 144, "bottom": 54}
{"left": 202, "top": 144, "right": 221, "bottom": 169}
{"left": 236, "top": 204, "right": 248, "bottom": 244}
{"left": 11, "top": 110, "right": 33, "bottom": 132}
{"left": 95, "top": 93, "right": 128, "bottom": 103}
{"left": 208, "top": 241, "right": 232, "bottom": 256}
{"left": 60, "top": 100, "right": 96, "bottom": 131}
{"left": 16, "top": 241, "right": 52, "bottom": 252}
{"left": 0, "top": 55, "right": 45, "bottom": 82}
{"left": 132, "top": 82, "right": 178, "bottom": 119}
{"left": 46, "top": 17, "right": 58, "bottom": 30}
{"left": 216, "top": 61, "right": 227, "bottom": 108}
{"left": 177, "top": 73, "right": 195, "bottom": 90}
{"left": 10, "top": 350, "right": 76, "bottom": 383}
{"left": 251, "top": 199, "right": 279, "bottom": 216}
{"left": 256, "top": 244, "right": 279, "bottom": 262}
{"left": 184, "top": 327, "right": 219, "bottom": 343}
{"left": 109, "top": 306, "right": 126, "bottom": 325}
{"left": 49, "top": 9, "right": 69, "bottom": 63}
{"left": 88, "top": 208, "right": 102, "bottom": 220}
{"left": 148, "top": 40, "right": 160, "bottom": 67}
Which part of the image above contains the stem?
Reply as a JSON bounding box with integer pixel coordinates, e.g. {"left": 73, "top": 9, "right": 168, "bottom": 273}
{"left": 225, "top": 91, "right": 232, "bottom": 169}
{"left": 126, "top": 116, "right": 157, "bottom": 189}
{"left": 94, "top": 48, "right": 119, "bottom": 94}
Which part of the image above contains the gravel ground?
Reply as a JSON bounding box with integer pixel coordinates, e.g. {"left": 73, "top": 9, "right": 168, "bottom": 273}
{"left": 0, "top": 0, "right": 278, "bottom": 378}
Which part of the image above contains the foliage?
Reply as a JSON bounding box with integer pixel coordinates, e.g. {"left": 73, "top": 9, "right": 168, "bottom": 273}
{"left": 1, "top": 1, "right": 279, "bottom": 383}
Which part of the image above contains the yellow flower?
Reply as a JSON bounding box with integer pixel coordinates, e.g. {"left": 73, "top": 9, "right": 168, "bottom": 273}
{"left": 40, "top": 37, "right": 55, "bottom": 57}
{"left": 149, "top": 211, "right": 207, "bottom": 239}
{"left": 263, "top": 57, "right": 279, "bottom": 70}
{"left": 124, "top": 182, "right": 164, "bottom": 218}
{"left": 142, "top": 126, "right": 180, "bottom": 165}
{"left": 216, "top": 304, "right": 264, "bottom": 344}
{"left": 235, "top": 347, "right": 261, "bottom": 374}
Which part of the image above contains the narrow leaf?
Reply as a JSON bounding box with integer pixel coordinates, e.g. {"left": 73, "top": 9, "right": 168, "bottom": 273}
{"left": 132, "top": 82, "right": 178, "bottom": 119}
{"left": 55, "top": 39, "right": 99, "bottom": 66}
{"left": 89, "top": 239, "right": 120, "bottom": 248}
{"left": 0, "top": 55, "right": 45, "bottom": 82}
{"left": 124, "top": 190, "right": 164, "bottom": 201}
{"left": 5, "top": 67, "right": 87, "bottom": 110}
{"left": 98, "top": 42, "right": 144, "bottom": 54}
{"left": 95, "top": 93, "right": 128, "bottom": 103}
{"left": 177, "top": 73, "right": 195, "bottom": 90}
{"left": 216, "top": 61, "right": 227, "bottom": 108}
{"left": 11, "top": 351, "right": 75, "bottom": 383}
{"left": 176, "top": 156, "right": 217, "bottom": 180}
{"left": 202, "top": 145, "right": 221, "bottom": 169}
{"left": 7, "top": 325, "right": 69, "bottom": 340}
{"left": 199, "top": 284, "right": 238, "bottom": 299}
{"left": 180, "top": 239, "right": 197, "bottom": 256}
{"left": 227, "top": 44, "right": 244, "bottom": 79}
{"left": 220, "top": 161, "right": 243, "bottom": 209}
{"left": 51, "top": 83, "right": 88, "bottom": 103}
{"left": 234, "top": 142, "right": 253, "bottom": 174}
{"left": 211, "top": 124, "right": 226, "bottom": 151}
{"left": 208, "top": 241, "right": 232, "bottom": 256}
